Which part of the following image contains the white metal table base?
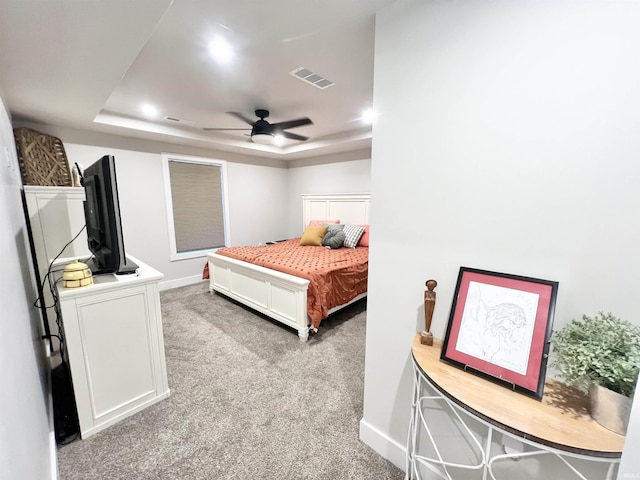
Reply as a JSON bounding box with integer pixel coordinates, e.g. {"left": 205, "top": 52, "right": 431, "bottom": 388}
{"left": 405, "top": 363, "right": 619, "bottom": 480}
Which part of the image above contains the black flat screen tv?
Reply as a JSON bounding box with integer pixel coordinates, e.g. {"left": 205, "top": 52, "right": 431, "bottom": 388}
{"left": 82, "top": 155, "right": 138, "bottom": 275}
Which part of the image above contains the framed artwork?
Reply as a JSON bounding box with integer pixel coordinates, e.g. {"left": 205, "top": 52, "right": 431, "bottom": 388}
{"left": 440, "top": 267, "right": 559, "bottom": 399}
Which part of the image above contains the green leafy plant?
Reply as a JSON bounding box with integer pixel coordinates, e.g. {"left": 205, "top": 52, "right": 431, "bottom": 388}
{"left": 549, "top": 312, "right": 640, "bottom": 398}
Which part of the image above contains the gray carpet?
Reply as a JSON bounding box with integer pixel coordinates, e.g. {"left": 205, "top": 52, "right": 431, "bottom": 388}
{"left": 57, "top": 282, "right": 404, "bottom": 480}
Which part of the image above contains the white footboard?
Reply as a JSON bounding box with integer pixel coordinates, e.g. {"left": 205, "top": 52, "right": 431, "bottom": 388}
{"left": 207, "top": 252, "right": 312, "bottom": 341}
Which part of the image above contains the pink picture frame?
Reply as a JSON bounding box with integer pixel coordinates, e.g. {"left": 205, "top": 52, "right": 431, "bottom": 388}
{"left": 441, "top": 267, "right": 559, "bottom": 399}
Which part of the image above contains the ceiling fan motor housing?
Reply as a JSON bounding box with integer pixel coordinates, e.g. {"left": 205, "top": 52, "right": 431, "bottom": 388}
{"left": 252, "top": 119, "right": 273, "bottom": 136}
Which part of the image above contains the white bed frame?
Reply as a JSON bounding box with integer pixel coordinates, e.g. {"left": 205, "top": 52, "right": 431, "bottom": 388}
{"left": 207, "top": 193, "right": 370, "bottom": 341}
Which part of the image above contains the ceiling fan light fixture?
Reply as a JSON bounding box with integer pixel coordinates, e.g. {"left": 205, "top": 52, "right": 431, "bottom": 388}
{"left": 251, "top": 132, "right": 274, "bottom": 145}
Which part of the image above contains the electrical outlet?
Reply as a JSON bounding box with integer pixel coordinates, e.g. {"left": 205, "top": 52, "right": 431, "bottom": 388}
{"left": 2, "top": 144, "right": 21, "bottom": 184}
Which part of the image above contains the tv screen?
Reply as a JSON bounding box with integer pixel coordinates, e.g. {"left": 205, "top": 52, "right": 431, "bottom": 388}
{"left": 82, "top": 155, "right": 137, "bottom": 275}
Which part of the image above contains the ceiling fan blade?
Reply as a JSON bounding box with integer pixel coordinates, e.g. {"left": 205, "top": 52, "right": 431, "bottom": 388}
{"left": 281, "top": 131, "right": 309, "bottom": 142}
{"left": 203, "top": 127, "right": 251, "bottom": 131}
{"left": 271, "top": 117, "right": 313, "bottom": 130}
{"left": 226, "top": 111, "right": 256, "bottom": 126}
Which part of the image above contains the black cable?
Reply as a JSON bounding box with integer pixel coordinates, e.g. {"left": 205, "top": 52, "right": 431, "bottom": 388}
{"left": 33, "top": 268, "right": 66, "bottom": 309}
{"left": 36, "top": 224, "right": 87, "bottom": 361}
{"left": 35, "top": 225, "right": 87, "bottom": 305}
{"left": 49, "top": 275, "right": 65, "bottom": 362}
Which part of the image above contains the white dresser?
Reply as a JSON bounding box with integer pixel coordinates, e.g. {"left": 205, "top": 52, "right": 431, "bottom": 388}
{"left": 57, "top": 258, "right": 170, "bottom": 438}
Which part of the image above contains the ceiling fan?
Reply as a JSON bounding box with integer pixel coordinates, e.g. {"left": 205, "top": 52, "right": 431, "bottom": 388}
{"left": 203, "top": 109, "right": 313, "bottom": 144}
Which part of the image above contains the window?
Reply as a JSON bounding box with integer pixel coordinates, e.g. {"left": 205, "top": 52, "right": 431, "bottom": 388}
{"left": 162, "top": 153, "right": 230, "bottom": 261}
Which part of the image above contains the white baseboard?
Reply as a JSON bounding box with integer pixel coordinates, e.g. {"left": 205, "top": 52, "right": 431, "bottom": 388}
{"left": 158, "top": 275, "right": 205, "bottom": 291}
{"left": 50, "top": 431, "right": 58, "bottom": 480}
{"left": 359, "top": 418, "right": 407, "bottom": 473}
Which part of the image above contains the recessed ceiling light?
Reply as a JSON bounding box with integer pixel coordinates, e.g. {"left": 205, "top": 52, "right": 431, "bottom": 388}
{"left": 361, "top": 107, "right": 375, "bottom": 125}
{"left": 141, "top": 104, "right": 158, "bottom": 118}
{"left": 208, "top": 36, "right": 233, "bottom": 64}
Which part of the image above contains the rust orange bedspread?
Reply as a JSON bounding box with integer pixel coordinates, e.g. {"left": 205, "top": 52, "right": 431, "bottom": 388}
{"left": 214, "top": 239, "right": 368, "bottom": 328}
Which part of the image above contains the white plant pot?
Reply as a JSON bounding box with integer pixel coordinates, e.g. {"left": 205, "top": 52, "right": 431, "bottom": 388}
{"left": 589, "top": 384, "right": 632, "bottom": 435}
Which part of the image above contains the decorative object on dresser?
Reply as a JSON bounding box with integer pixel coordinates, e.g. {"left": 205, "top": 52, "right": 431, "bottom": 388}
{"left": 549, "top": 312, "right": 640, "bottom": 435}
{"left": 207, "top": 193, "right": 370, "bottom": 341}
{"left": 440, "top": 267, "right": 559, "bottom": 399}
{"left": 71, "top": 162, "right": 84, "bottom": 187}
{"left": 420, "top": 279, "right": 437, "bottom": 346}
{"left": 62, "top": 261, "right": 94, "bottom": 288}
{"left": 13, "top": 127, "right": 72, "bottom": 186}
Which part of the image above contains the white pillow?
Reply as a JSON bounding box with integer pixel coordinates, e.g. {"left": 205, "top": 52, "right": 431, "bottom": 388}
{"left": 343, "top": 224, "right": 365, "bottom": 248}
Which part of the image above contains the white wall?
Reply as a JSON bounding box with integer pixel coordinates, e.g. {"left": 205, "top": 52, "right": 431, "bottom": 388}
{"left": 0, "top": 95, "right": 53, "bottom": 478}
{"left": 362, "top": 0, "right": 640, "bottom": 475}
{"left": 227, "top": 161, "right": 289, "bottom": 245}
{"left": 287, "top": 150, "right": 371, "bottom": 236}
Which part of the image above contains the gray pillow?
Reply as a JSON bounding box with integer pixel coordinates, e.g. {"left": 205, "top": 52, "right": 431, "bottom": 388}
{"left": 322, "top": 227, "right": 346, "bottom": 249}
{"left": 326, "top": 223, "right": 345, "bottom": 232}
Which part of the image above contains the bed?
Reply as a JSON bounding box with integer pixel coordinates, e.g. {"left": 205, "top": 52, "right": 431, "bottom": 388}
{"left": 206, "top": 193, "right": 370, "bottom": 341}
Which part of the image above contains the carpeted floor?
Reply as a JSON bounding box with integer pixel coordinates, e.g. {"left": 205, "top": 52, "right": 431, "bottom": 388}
{"left": 56, "top": 281, "right": 405, "bottom": 480}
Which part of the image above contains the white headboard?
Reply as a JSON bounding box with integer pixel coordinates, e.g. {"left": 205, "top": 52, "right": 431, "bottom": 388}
{"left": 302, "top": 193, "right": 371, "bottom": 229}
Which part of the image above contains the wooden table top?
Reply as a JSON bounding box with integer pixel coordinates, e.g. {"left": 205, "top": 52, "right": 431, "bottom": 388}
{"left": 412, "top": 335, "right": 626, "bottom": 458}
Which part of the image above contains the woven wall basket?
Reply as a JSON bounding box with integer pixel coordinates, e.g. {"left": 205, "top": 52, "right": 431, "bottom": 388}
{"left": 14, "top": 127, "right": 72, "bottom": 186}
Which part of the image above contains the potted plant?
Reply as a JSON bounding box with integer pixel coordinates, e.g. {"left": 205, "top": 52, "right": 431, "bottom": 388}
{"left": 549, "top": 312, "right": 640, "bottom": 435}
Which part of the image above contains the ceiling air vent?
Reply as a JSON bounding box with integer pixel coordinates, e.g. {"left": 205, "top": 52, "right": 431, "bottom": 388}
{"left": 164, "top": 116, "right": 196, "bottom": 126}
{"left": 289, "top": 67, "right": 334, "bottom": 89}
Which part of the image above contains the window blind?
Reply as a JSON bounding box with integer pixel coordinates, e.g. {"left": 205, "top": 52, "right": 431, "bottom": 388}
{"left": 168, "top": 160, "right": 225, "bottom": 252}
